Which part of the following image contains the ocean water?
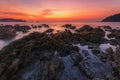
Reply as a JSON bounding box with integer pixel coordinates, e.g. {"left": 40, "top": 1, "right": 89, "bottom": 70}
{"left": 1, "top": 21, "right": 120, "bottom": 28}
{"left": 0, "top": 22, "right": 120, "bottom": 50}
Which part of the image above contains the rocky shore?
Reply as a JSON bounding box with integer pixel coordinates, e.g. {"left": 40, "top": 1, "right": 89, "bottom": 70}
{"left": 0, "top": 24, "right": 119, "bottom": 80}
{"left": 0, "top": 24, "right": 31, "bottom": 40}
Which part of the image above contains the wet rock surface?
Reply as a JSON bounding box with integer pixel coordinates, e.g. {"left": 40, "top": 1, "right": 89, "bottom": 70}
{"left": 0, "top": 24, "right": 119, "bottom": 80}
{"left": 0, "top": 24, "right": 31, "bottom": 40}
{"left": 0, "top": 25, "right": 16, "bottom": 40}
{"left": 14, "top": 24, "right": 31, "bottom": 33}
{"left": 0, "top": 32, "right": 81, "bottom": 80}
{"left": 75, "top": 26, "right": 105, "bottom": 44}
{"left": 62, "top": 24, "right": 76, "bottom": 30}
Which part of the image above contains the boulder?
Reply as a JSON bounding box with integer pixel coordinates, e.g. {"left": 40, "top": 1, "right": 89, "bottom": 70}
{"left": 75, "top": 25, "right": 94, "bottom": 32}
{"left": 113, "top": 46, "right": 120, "bottom": 76}
{"left": 62, "top": 24, "right": 76, "bottom": 30}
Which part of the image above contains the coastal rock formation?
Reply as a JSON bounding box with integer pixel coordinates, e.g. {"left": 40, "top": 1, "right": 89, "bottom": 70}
{"left": 75, "top": 26, "right": 105, "bottom": 43}
{"left": 0, "top": 24, "right": 119, "bottom": 80}
{"left": 14, "top": 24, "right": 31, "bottom": 33}
{"left": 107, "top": 28, "right": 120, "bottom": 45}
{"left": 62, "top": 24, "right": 76, "bottom": 30}
{"left": 0, "top": 18, "right": 26, "bottom": 22}
{"left": 112, "top": 46, "right": 120, "bottom": 78}
{"left": 0, "top": 24, "right": 31, "bottom": 40}
{"left": 75, "top": 25, "right": 94, "bottom": 32}
{"left": 0, "top": 32, "right": 81, "bottom": 80}
{"left": 102, "top": 13, "right": 120, "bottom": 22}
{"left": 0, "top": 25, "right": 16, "bottom": 40}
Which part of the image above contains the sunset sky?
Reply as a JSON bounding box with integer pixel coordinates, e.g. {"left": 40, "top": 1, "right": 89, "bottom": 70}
{"left": 0, "top": 0, "right": 120, "bottom": 21}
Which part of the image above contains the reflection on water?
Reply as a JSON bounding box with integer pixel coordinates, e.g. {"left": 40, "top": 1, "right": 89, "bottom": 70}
{"left": 0, "top": 22, "right": 120, "bottom": 28}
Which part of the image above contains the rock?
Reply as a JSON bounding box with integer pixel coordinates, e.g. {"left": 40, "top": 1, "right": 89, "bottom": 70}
{"left": 92, "top": 48, "right": 108, "bottom": 63}
{"left": 78, "top": 61, "right": 94, "bottom": 79}
{"left": 0, "top": 24, "right": 31, "bottom": 40}
{"left": 0, "top": 63, "right": 7, "bottom": 75}
{"left": 14, "top": 24, "right": 31, "bottom": 33}
{"left": 7, "top": 58, "right": 20, "bottom": 71}
{"left": 54, "top": 29, "right": 76, "bottom": 44}
{"left": 76, "top": 27, "right": 105, "bottom": 43}
{"left": 40, "top": 50, "right": 54, "bottom": 61}
{"left": 62, "top": 24, "right": 76, "bottom": 30}
{"left": 0, "top": 31, "right": 77, "bottom": 80}
{"left": 0, "top": 18, "right": 26, "bottom": 22}
{"left": 113, "top": 46, "right": 120, "bottom": 75}
{"left": 42, "top": 24, "right": 49, "bottom": 28}
{"left": 107, "top": 34, "right": 115, "bottom": 38}
{"left": 31, "top": 25, "right": 38, "bottom": 29}
{"left": 40, "top": 57, "right": 64, "bottom": 80}
{"left": 0, "top": 24, "right": 117, "bottom": 80}
{"left": 0, "top": 26, "right": 16, "bottom": 40}
{"left": 70, "top": 51, "right": 83, "bottom": 65}
{"left": 102, "top": 13, "right": 120, "bottom": 22}
{"left": 75, "top": 25, "right": 94, "bottom": 32}
{"left": 92, "top": 78, "right": 104, "bottom": 80}
{"left": 45, "top": 28, "right": 54, "bottom": 33}
{"left": 82, "top": 50, "right": 89, "bottom": 57}
{"left": 103, "top": 26, "right": 112, "bottom": 31}
{"left": 106, "top": 47, "right": 114, "bottom": 61}
{"left": 107, "top": 29, "right": 120, "bottom": 45}
{"left": 38, "top": 25, "right": 42, "bottom": 28}
{"left": 0, "top": 31, "right": 16, "bottom": 40}
{"left": 92, "top": 48, "right": 101, "bottom": 55}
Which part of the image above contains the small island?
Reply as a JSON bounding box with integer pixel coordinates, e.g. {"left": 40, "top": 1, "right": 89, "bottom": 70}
{"left": 0, "top": 18, "right": 26, "bottom": 22}
{"left": 102, "top": 13, "right": 120, "bottom": 22}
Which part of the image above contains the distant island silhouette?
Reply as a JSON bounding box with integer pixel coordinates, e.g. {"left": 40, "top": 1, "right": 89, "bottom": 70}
{"left": 102, "top": 13, "right": 120, "bottom": 22}
{"left": 0, "top": 18, "right": 26, "bottom": 22}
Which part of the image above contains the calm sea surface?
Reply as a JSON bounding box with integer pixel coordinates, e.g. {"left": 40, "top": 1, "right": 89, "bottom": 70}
{"left": 0, "top": 22, "right": 120, "bottom": 28}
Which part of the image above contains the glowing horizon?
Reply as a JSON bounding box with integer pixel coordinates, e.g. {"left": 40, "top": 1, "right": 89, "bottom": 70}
{"left": 0, "top": 0, "right": 120, "bottom": 21}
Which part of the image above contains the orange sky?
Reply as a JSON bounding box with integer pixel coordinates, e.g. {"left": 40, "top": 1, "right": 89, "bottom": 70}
{"left": 0, "top": 0, "right": 120, "bottom": 21}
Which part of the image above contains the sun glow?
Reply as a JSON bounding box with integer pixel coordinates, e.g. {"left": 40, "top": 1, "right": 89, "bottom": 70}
{"left": 44, "top": 11, "right": 72, "bottom": 19}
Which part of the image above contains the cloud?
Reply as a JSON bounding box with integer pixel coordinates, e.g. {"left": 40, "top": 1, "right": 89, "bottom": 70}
{"left": 0, "top": 11, "right": 40, "bottom": 20}
{"left": 41, "top": 9, "right": 53, "bottom": 16}
{"left": 0, "top": 11, "right": 39, "bottom": 17}
{"left": 0, "top": 11, "right": 28, "bottom": 16}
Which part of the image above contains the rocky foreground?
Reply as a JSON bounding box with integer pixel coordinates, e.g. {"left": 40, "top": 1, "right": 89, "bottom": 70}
{"left": 0, "top": 24, "right": 120, "bottom": 80}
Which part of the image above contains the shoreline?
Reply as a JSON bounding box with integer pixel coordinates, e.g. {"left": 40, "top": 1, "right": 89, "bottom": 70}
{"left": 0, "top": 24, "right": 120, "bottom": 80}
